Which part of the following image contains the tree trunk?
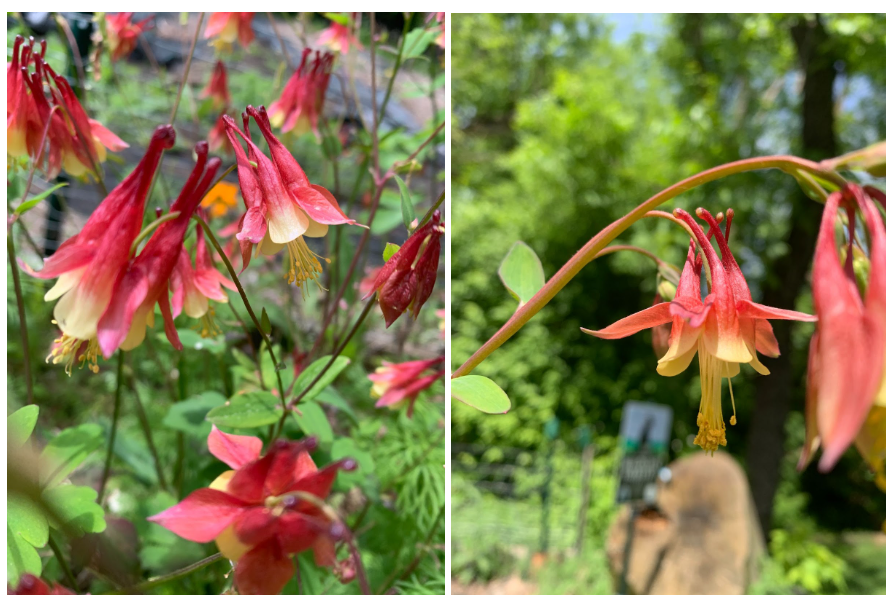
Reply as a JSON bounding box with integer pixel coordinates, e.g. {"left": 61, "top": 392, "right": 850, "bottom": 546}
{"left": 746, "top": 14, "right": 837, "bottom": 539}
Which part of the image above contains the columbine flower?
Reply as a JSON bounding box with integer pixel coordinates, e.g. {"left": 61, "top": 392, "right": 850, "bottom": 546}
{"left": 207, "top": 112, "right": 231, "bottom": 153}
{"left": 105, "top": 12, "right": 153, "bottom": 62}
{"left": 317, "top": 13, "right": 362, "bottom": 55}
{"left": 204, "top": 12, "right": 255, "bottom": 50}
{"left": 268, "top": 49, "right": 334, "bottom": 139}
{"left": 223, "top": 108, "right": 356, "bottom": 291}
{"left": 583, "top": 208, "right": 815, "bottom": 453}
{"left": 7, "top": 574, "right": 74, "bottom": 595}
{"left": 7, "top": 36, "right": 41, "bottom": 164}
{"left": 364, "top": 210, "right": 444, "bottom": 328}
{"left": 148, "top": 427, "right": 356, "bottom": 595}
{"left": 799, "top": 185, "right": 885, "bottom": 472}
{"left": 171, "top": 223, "right": 236, "bottom": 338}
{"left": 24, "top": 125, "right": 174, "bottom": 374}
{"left": 97, "top": 142, "right": 221, "bottom": 356}
{"left": 201, "top": 60, "right": 231, "bottom": 110}
{"left": 368, "top": 357, "right": 443, "bottom": 418}
{"left": 430, "top": 12, "right": 446, "bottom": 48}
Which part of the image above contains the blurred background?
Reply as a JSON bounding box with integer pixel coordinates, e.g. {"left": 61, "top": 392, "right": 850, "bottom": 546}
{"left": 450, "top": 13, "right": 885, "bottom": 595}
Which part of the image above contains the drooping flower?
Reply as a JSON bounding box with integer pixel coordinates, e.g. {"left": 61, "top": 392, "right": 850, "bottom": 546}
{"left": 97, "top": 142, "right": 222, "bottom": 356}
{"left": 149, "top": 426, "right": 356, "bottom": 595}
{"left": 204, "top": 12, "right": 255, "bottom": 50}
{"left": 171, "top": 223, "right": 237, "bottom": 338}
{"left": 799, "top": 185, "right": 885, "bottom": 472}
{"left": 207, "top": 112, "right": 231, "bottom": 153}
{"left": 223, "top": 108, "right": 357, "bottom": 290}
{"left": 24, "top": 125, "right": 174, "bottom": 374}
{"left": 105, "top": 12, "right": 153, "bottom": 62}
{"left": 583, "top": 208, "right": 816, "bottom": 452}
{"left": 7, "top": 574, "right": 74, "bottom": 595}
{"left": 317, "top": 13, "right": 362, "bottom": 55}
{"left": 364, "top": 210, "right": 444, "bottom": 328}
{"left": 368, "top": 357, "right": 444, "bottom": 418}
{"left": 201, "top": 60, "right": 231, "bottom": 110}
{"left": 268, "top": 49, "right": 334, "bottom": 139}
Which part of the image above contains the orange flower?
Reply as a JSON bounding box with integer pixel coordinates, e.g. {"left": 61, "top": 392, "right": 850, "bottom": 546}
{"left": 201, "top": 181, "right": 239, "bottom": 218}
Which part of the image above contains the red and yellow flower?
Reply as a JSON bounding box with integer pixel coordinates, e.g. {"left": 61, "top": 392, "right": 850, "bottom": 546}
{"left": 583, "top": 207, "right": 816, "bottom": 452}
{"left": 201, "top": 60, "right": 231, "bottom": 110}
{"left": 25, "top": 125, "right": 174, "bottom": 374}
{"left": 204, "top": 12, "right": 254, "bottom": 51}
{"left": 105, "top": 12, "right": 153, "bottom": 62}
{"left": 800, "top": 185, "right": 885, "bottom": 472}
{"left": 149, "top": 427, "right": 356, "bottom": 595}
{"left": 268, "top": 49, "right": 334, "bottom": 140}
{"left": 368, "top": 357, "right": 443, "bottom": 418}
{"left": 317, "top": 13, "right": 362, "bottom": 55}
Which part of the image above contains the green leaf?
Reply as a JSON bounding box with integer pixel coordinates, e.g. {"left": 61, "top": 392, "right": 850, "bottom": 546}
{"left": 40, "top": 423, "right": 104, "bottom": 488}
{"left": 43, "top": 485, "right": 107, "bottom": 536}
{"left": 14, "top": 183, "right": 68, "bottom": 216}
{"left": 7, "top": 527, "right": 42, "bottom": 587}
{"left": 8, "top": 405, "right": 39, "bottom": 447}
{"left": 7, "top": 493, "right": 48, "bottom": 548}
{"left": 292, "top": 356, "right": 351, "bottom": 403}
{"left": 206, "top": 392, "right": 281, "bottom": 428}
{"left": 176, "top": 329, "right": 225, "bottom": 355}
{"left": 260, "top": 308, "right": 272, "bottom": 335}
{"left": 323, "top": 12, "right": 350, "bottom": 26}
{"left": 163, "top": 392, "right": 226, "bottom": 438}
{"left": 314, "top": 385, "right": 357, "bottom": 423}
{"left": 498, "top": 241, "right": 545, "bottom": 306}
{"left": 383, "top": 242, "right": 401, "bottom": 262}
{"left": 451, "top": 376, "right": 512, "bottom": 414}
{"left": 291, "top": 402, "right": 333, "bottom": 447}
{"left": 394, "top": 175, "right": 416, "bottom": 230}
{"left": 402, "top": 27, "right": 438, "bottom": 58}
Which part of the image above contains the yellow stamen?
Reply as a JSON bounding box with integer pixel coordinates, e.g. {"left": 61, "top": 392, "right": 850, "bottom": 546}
{"left": 728, "top": 378, "right": 737, "bottom": 425}
{"left": 195, "top": 307, "right": 221, "bottom": 339}
{"left": 693, "top": 339, "right": 728, "bottom": 453}
{"left": 47, "top": 332, "right": 102, "bottom": 376}
{"left": 284, "top": 236, "right": 330, "bottom": 296}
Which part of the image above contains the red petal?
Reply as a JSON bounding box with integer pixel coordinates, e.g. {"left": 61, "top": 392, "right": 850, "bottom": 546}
{"left": 158, "top": 294, "right": 181, "bottom": 350}
{"left": 234, "top": 542, "right": 293, "bottom": 596}
{"left": 581, "top": 302, "right": 672, "bottom": 339}
{"left": 228, "top": 455, "right": 273, "bottom": 503}
{"left": 754, "top": 319, "right": 780, "bottom": 358}
{"left": 96, "top": 266, "right": 149, "bottom": 358}
{"left": 276, "top": 511, "right": 326, "bottom": 554}
{"left": 27, "top": 242, "right": 93, "bottom": 279}
{"left": 208, "top": 426, "right": 262, "bottom": 470}
{"left": 313, "top": 536, "right": 337, "bottom": 567}
{"left": 233, "top": 507, "right": 279, "bottom": 546}
{"left": 736, "top": 300, "right": 817, "bottom": 322}
{"left": 237, "top": 207, "right": 267, "bottom": 244}
{"left": 286, "top": 461, "right": 341, "bottom": 501}
{"left": 147, "top": 488, "right": 247, "bottom": 542}
{"left": 290, "top": 184, "right": 355, "bottom": 226}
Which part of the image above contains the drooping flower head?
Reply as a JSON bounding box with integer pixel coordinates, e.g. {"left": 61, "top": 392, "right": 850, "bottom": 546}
{"left": 268, "top": 49, "right": 334, "bottom": 139}
{"left": 368, "top": 357, "right": 444, "bottom": 418}
{"left": 171, "top": 222, "right": 237, "bottom": 338}
{"left": 98, "top": 142, "right": 222, "bottom": 357}
{"left": 317, "top": 13, "right": 362, "bottom": 55}
{"left": 223, "top": 106, "right": 357, "bottom": 291}
{"left": 25, "top": 125, "right": 174, "bottom": 374}
{"left": 204, "top": 12, "right": 255, "bottom": 50}
{"left": 149, "top": 427, "right": 356, "bottom": 595}
{"left": 7, "top": 574, "right": 74, "bottom": 595}
{"left": 800, "top": 184, "right": 885, "bottom": 472}
{"left": 364, "top": 210, "right": 444, "bottom": 328}
{"left": 8, "top": 37, "right": 128, "bottom": 180}
{"left": 105, "top": 12, "right": 153, "bottom": 62}
{"left": 201, "top": 60, "right": 231, "bottom": 110}
{"left": 583, "top": 208, "right": 815, "bottom": 453}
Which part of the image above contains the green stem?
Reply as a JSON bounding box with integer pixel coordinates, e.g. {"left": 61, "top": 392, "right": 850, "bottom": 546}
{"left": 129, "top": 369, "right": 170, "bottom": 492}
{"left": 7, "top": 231, "right": 33, "bottom": 406}
{"left": 98, "top": 353, "right": 125, "bottom": 503}
{"left": 48, "top": 534, "right": 78, "bottom": 592}
{"left": 105, "top": 553, "right": 223, "bottom": 595}
{"left": 197, "top": 216, "right": 288, "bottom": 433}
{"left": 129, "top": 211, "right": 180, "bottom": 256}
{"left": 452, "top": 154, "right": 845, "bottom": 378}
{"left": 376, "top": 14, "right": 412, "bottom": 128}
{"left": 170, "top": 13, "right": 204, "bottom": 124}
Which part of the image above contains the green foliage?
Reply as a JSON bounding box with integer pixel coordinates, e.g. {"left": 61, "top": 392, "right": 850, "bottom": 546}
{"left": 206, "top": 391, "right": 280, "bottom": 428}
{"left": 498, "top": 241, "right": 545, "bottom": 306}
{"left": 292, "top": 356, "right": 352, "bottom": 402}
{"left": 451, "top": 375, "right": 511, "bottom": 414}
